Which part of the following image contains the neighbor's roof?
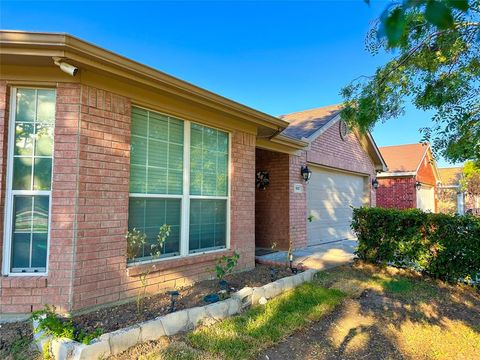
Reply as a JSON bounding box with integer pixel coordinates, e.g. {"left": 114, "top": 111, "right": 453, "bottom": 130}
{"left": 279, "top": 104, "right": 342, "bottom": 140}
{"left": 379, "top": 143, "right": 430, "bottom": 173}
{"left": 438, "top": 167, "right": 463, "bottom": 186}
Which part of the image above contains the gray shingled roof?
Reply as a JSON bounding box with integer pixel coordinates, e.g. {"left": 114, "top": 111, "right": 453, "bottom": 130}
{"left": 279, "top": 104, "right": 342, "bottom": 140}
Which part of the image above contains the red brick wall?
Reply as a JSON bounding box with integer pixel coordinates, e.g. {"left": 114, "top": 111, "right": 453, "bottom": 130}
{"left": 417, "top": 155, "right": 437, "bottom": 186}
{"left": 255, "top": 149, "right": 290, "bottom": 249}
{"left": 376, "top": 176, "right": 417, "bottom": 209}
{"left": 289, "top": 152, "right": 307, "bottom": 249}
{"left": 0, "top": 83, "right": 257, "bottom": 314}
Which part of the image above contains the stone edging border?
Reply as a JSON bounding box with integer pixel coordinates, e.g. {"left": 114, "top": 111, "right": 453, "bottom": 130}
{"left": 34, "top": 269, "right": 318, "bottom": 360}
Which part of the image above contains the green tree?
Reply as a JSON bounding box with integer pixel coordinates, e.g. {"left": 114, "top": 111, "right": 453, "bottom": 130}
{"left": 462, "top": 160, "right": 480, "bottom": 207}
{"left": 342, "top": 0, "right": 480, "bottom": 163}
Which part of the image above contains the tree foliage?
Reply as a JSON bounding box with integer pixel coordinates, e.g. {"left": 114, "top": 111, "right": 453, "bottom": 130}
{"left": 342, "top": 0, "right": 480, "bottom": 163}
{"left": 462, "top": 160, "right": 480, "bottom": 205}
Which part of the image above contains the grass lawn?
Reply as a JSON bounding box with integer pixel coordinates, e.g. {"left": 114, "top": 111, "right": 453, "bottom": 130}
{"left": 114, "top": 262, "right": 480, "bottom": 360}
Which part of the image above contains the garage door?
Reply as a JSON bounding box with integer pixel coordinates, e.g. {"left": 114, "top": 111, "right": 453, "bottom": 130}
{"left": 307, "top": 166, "right": 367, "bottom": 246}
{"left": 417, "top": 185, "right": 435, "bottom": 212}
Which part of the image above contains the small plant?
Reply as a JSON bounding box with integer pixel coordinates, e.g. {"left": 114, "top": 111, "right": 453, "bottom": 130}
{"left": 307, "top": 214, "right": 314, "bottom": 223}
{"left": 31, "top": 305, "right": 102, "bottom": 357}
{"left": 126, "top": 228, "right": 147, "bottom": 262}
{"left": 127, "top": 225, "right": 171, "bottom": 313}
{"left": 214, "top": 252, "right": 240, "bottom": 281}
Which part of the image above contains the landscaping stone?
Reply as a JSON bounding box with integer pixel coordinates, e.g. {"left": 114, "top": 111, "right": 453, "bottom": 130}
{"left": 251, "top": 287, "right": 265, "bottom": 305}
{"left": 262, "top": 281, "right": 281, "bottom": 299}
{"left": 302, "top": 269, "right": 317, "bottom": 282}
{"left": 205, "top": 299, "right": 229, "bottom": 321}
{"left": 139, "top": 317, "right": 166, "bottom": 342}
{"left": 161, "top": 310, "right": 189, "bottom": 336}
{"left": 280, "top": 275, "right": 294, "bottom": 291}
{"left": 73, "top": 337, "right": 111, "bottom": 360}
{"left": 224, "top": 298, "right": 241, "bottom": 316}
{"left": 259, "top": 297, "right": 268, "bottom": 305}
{"left": 231, "top": 286, "right": 253, "bottom": 308}
{"left": 50, "top": 338, "right": 76, "bottom": 360}
{"left": 187, "top": 306, "right": 208, "bottom": 329}
{"left": 108, "top": 326, "right": 140, "bottom": 355}
{"left": 291, "top": 273, "right": 305, "bottom": 287}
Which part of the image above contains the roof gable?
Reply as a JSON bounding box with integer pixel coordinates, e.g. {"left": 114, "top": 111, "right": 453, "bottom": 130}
{"left": 379, "top": 143, "right": 429, "bottom": 173}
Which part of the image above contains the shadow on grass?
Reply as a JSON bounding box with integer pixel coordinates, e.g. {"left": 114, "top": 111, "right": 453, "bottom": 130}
{"left": 187, "top": 283, "right": 345, "bottom": 360}
{"left": 293, "top": 262, "right": 480, "bottom": 360}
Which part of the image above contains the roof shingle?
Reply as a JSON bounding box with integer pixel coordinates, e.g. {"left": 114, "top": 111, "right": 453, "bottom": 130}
{"left": 379, "top": 143, "right": 429, "bottom": 173}
{"left": 279, "top": 104, "right": 342, "bottom": 140}
{"left": 438, "top": 167, "right": 463, "bottom": 185}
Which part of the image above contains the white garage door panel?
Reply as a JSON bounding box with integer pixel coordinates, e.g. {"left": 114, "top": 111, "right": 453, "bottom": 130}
{"left": 417, "top": 185, "right": 435, "bottom": 212}
{"left": 307, "top": 167, "right": 366, "bottom": 245}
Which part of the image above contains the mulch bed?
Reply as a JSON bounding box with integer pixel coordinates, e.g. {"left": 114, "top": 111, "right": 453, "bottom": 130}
{"left": 0, "top": 264, "right": 292, "bottom": 358}
{"left": 75, "top": 264, "right": 292, "bottom": 334}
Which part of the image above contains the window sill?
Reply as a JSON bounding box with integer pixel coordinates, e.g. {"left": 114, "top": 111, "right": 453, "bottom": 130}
{"left": 126, "top": 248, "right": 233, "bottom": 277}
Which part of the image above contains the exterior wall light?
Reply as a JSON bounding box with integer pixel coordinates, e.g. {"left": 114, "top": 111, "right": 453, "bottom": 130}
{"left": 301, "top": 164, "right": 312, "bottom": 182}
{"left": 372, "top": 178, "right": 379, "bottom": 189}
{"left": 415, "top": 181, "right": 422, "bottom": 190}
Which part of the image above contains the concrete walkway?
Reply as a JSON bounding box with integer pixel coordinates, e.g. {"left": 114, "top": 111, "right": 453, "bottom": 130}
{"left": 255, "top": 239, "right": 357, "bottom": 270}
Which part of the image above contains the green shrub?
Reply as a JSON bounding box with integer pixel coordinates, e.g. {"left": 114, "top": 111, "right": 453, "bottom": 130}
{"left": 32, "top": 305, "right": 102, "bottom": 345}
{"left": 352, "top": 207, "right": 480, "bottom": 283}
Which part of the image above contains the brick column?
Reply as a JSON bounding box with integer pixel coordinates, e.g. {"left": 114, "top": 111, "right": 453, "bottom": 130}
{"left": 72, "top": 86, "right": 131, "bottom": 310}
{"left": 230, "top": 131, "right": 256, "bottom": 271}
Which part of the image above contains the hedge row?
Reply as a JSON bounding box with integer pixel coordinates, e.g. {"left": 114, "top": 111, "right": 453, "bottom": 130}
{"left": 351, "top": 207, "right": 480, "bottom": 283}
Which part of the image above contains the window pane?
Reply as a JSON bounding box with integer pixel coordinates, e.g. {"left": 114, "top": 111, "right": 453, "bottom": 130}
{"left": 33, "top": 158, "right": 52, "bottom": 190}
{"left": 127, "top": 197, "right": 181, "bottom": 262}
{"left": 35, "top": 124, "right": 54, "bottom": 156}
{"left": 14, "top": 123, "right": 34, "bottom": 156}
{"left": 130, "top": 136, "right": 147, "bottom": 165}
{"left": 13, "top": 157, "right": 32, "bottom": 190}
{"left": 189, "top": 199, "right": 227, "bottom": 253}
{"left": 129, "top": 165, "right": 146, "bottom": 193}
{"left": 36, "top": 90, "right": 56, "bottom": 123}
{"left": 13, "top": 196, "right": 33, "bottom": 232}
{"left": 16, "top": 89, "right": 36, "bottom": 122}
{"left": 31, "top": 233, "right": 48, "bottom": 268}
{"left": 149, "top": 112, "right": 168, "bottom": 141}
{"left": 32, "top": 196, "right": 49, "bottom": 232}
{"left": 148, "top": 139, "right": 167, "bottom": 168}
{"left": 130, "top": 107, "right": 184, "bottom": 195}
{"left": 11, "top": 233, "right": 30, "bottom": 269}
{"left": 131, "top": 107, "right": 148, "bottom": 137}
{"left": 189, "top": 124, "right": 228, "bottom": 196}
{"left": 11, "top": 195, "right": 49, "bottom": 271}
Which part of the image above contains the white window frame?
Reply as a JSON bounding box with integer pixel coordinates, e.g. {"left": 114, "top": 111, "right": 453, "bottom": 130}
{"left": 128, "top": 106, "right": 231, "bottom": 267}
{"left": 2, "top": 87, "right": 55, "bottom": 276}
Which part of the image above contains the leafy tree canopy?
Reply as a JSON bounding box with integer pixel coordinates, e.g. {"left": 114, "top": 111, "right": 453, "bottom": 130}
{"left": 342, "top": 0, "right": 480, "bottom": 163}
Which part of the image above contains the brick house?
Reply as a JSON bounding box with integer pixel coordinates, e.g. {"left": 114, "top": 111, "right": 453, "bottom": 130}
{"left": 0, "top": 31, "right": 385, "bottom": 317}
{"left": 255, "top": 105, "right": 386, "bottom": 250}
{"left": 376, "top": 143, "right": 440, "bottom": 212}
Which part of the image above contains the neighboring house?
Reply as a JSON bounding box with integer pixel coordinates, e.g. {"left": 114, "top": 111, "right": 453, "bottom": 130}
{"left": 255, "top": 105, "right": 386, "bottom": 250}
{"left": 377, "top": 143, "right": 440, "bottom": 212}
{"left": 0, "top": 31, "right": 385, "bottom": 316}
{"left": 437, "top": 167, "right": 476, "bottom": 214}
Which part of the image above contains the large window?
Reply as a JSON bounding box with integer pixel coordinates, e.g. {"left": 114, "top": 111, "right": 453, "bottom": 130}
{"left": 128, "top": 107, "right": 229, "bottom": 263}
{"left": 4, "top": 88, "right": 55, "bottom": 274}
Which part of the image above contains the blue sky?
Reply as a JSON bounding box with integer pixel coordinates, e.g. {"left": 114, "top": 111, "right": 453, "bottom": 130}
{"left": 0, "top": 0, "right": 456, "bottom": 167}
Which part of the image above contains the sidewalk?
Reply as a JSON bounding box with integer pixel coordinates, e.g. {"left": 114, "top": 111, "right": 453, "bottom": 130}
{"left": 255, "top": 239, "right": 357, "bottom": 270}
